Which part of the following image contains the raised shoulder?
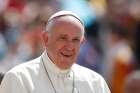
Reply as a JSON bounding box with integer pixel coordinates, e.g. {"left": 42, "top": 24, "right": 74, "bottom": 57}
{"left": 6, "top": 57, "right": 41, "bottom": 78}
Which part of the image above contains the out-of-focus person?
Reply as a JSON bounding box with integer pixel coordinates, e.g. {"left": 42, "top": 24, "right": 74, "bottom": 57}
{"left": 123, "top": 70, "right": 140, "bottom": 93}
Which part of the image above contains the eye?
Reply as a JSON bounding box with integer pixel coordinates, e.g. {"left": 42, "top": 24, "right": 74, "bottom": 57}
{"left": 73, "top": 38, "right": 80, "bottom": 43}
{"left": 59, "top": 36, "right": 67, "bottom": 40}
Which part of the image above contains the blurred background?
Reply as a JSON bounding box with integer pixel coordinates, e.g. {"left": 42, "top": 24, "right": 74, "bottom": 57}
{"left": 0, "top": 0, "right": 140, "bottom": 93}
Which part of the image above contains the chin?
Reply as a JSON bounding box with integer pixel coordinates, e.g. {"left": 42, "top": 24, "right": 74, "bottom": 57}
{"left": 59, "top": 63, "right": 73, "bottom": 70}
{"left": 61, "top": 66, "right": 72, "bottom": 70}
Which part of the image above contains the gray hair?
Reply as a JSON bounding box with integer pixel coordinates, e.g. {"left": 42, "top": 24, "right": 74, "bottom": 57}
{"left": 45, "top": 11, "right": 85, "bottom": 33}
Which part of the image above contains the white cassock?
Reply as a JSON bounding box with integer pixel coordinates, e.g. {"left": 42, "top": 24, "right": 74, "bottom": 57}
{"left": 0, "top": 51, "right": 110, "bottom": 93}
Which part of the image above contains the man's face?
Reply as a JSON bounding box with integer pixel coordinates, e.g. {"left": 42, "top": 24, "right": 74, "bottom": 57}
{"left": 43, "top": 16, "right": 84, "bottom": 70}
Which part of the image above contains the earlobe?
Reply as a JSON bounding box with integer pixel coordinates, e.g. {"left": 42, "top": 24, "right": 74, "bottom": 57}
{"left": 81, "top": 37, "right": 86, "bottom": 44}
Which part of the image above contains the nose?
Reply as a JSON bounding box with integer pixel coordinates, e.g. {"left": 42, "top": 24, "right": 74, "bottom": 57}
{"left": 65, "top": 41, "right": 74, "bottom": 51}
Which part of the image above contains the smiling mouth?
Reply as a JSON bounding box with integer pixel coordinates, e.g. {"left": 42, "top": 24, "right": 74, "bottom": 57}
{"left": 61, "top": 52, "right": 72, "bottom": 57}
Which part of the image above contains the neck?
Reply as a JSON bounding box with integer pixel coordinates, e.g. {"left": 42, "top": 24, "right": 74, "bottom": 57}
{"left": 42, "top": 51, "right": 71, "bottom": 76}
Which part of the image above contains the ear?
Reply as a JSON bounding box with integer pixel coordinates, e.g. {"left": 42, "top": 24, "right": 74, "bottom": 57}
{"left": 81, "top": 36, "right": 86, "bottom": 44}
{"left": 41, "top": 31, "right": 49, "bottom": 47}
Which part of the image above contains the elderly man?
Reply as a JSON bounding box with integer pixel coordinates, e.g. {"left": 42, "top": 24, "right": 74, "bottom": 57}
{"left": 0, "top": 11, "right": 110, "bottom": 93}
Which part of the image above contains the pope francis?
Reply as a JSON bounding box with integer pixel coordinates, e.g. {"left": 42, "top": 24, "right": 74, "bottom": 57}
{"left": 0, "top": 11, "right": 110, "bottom": 93}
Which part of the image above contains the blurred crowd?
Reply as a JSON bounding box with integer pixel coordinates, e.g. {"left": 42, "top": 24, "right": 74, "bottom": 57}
{"left": 0, "top": 0, "right": 140, "bottom": 93}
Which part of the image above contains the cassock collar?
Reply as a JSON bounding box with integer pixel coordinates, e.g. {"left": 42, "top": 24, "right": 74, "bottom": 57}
{"left": 41, "top": 51, "right": 71, "bottom": 78}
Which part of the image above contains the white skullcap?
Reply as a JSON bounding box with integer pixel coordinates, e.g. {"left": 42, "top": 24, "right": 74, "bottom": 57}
{"left": 47, "top": 10, "right": 84, "bottom": 26}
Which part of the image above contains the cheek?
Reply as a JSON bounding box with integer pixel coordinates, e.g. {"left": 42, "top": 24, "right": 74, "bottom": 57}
{"left": 76, "top": 45, "right": 81, "bottom": 51}
{"left": 49, "top": 42, "right": 63, "bottom": 52}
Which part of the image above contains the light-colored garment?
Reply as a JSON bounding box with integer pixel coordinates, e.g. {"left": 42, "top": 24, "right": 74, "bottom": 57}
{"left": 0, "top": 51, "right": 110, "bottom": 93}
